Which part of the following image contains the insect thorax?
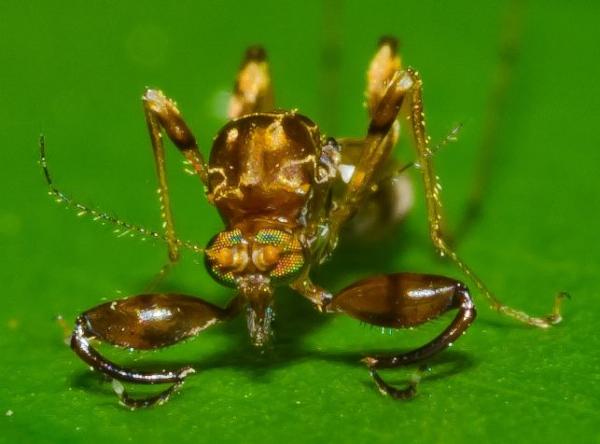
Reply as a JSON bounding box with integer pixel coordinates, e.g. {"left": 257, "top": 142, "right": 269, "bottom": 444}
{"left": 207, "top": 111, "right": 322, "bottom": 227}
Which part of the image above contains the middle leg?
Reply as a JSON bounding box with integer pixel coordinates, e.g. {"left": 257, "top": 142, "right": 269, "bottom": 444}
{"left": 142, "top": 89, "right": 208, "bottom": 264}
{"left": 399, "top": 69, "right": 566, "bottom": 328}
{"left": 329, "top": 38, "right": 565, "bottom": 328}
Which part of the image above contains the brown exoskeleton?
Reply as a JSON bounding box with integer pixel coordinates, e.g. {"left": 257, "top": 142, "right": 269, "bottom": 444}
{"left": 41, "top": 38, "right": 567, "bottom": 409}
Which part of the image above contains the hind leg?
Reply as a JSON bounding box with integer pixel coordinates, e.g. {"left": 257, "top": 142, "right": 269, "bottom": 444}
{"left": 330, "top": 38, "right": 566, "bottom": 328}
{"left": 335, "top": 137, "right": 413, "bottom": 241}
{"left": 229, "top": 46, "right": 274, "bottom": 119}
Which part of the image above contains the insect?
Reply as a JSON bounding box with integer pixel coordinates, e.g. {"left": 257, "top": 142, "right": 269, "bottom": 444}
{"left": 41, "top": 37, "right": 567, "bottom": 409}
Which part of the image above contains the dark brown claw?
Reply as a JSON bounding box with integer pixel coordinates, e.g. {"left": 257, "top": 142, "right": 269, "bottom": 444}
{"left": 112, "top": 377, "right": 190, "bottom": 410}
{"left": 368, "top": 367, "right": 424, "bottom": 400}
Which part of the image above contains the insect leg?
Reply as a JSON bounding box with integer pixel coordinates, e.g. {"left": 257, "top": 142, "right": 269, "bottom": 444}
{"left": 290, "top": 274, "right": 333, "bottom": 312}
{"left": 327, "top": 78, "right": 409, "bottom": 255}
{"left": 366, "top": 36, "right": 402, "bottom": 117}
{"left": 142, "top": 89, "right": 208, "bottom": 263}
{"left": 228, "top": 46, "right": 274, "bottom": 119}
{"left": 401, "top": 69, "right": 567, "bottom": 328}
{"left": 71, "top": 293, "right": 242, "bottom": 408}
{"left": 325, "top": 273, "right": 476, "bottom": 399}
{"left": 331, "top": 36, "right": 566, "bottom": 328}
{"left": 334, "top": 136, "right": 413, "bottom": 240}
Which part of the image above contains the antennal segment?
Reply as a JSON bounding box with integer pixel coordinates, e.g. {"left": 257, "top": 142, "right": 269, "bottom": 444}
{"left": 39, "top": 135, "right": 204, "bottom": 254}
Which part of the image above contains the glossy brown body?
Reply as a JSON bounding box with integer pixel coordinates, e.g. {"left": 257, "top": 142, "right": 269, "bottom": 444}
{"left": 40, "top": 37, "right": 565, "bottom": 409}
{"left": 208, "top": 112, "right": 320, "bottom": 228}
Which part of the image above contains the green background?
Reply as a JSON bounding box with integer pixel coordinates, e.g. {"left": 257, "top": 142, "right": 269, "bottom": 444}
{"left": 1, "top": 1, "right": 599, "bottom": 443}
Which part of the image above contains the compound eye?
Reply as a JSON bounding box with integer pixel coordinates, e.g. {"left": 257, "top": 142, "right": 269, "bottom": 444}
{"left": 253, "top": 229, "right": 305, "bottom": 283}
{"left": 204, "top": 229, "right": 248, "bottom": 287}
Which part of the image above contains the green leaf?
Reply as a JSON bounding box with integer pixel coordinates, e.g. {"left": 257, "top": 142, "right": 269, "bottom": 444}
{"left": 1, "top": 1, "right": 598, "bottom": 443}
